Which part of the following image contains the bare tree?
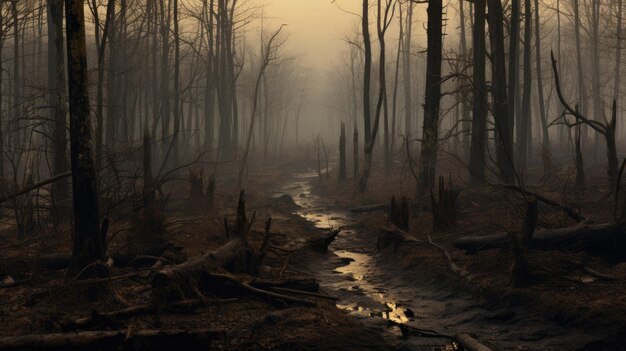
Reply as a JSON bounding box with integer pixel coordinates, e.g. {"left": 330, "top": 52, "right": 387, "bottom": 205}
{"left": 469, "top": 0, "right": 486, "bottom": 185}
{"left": 47, "top": 0, "right": 69, "bottom": 210}
{"left": 65, "top": 0, "right": 105, "bottom": 277}
{"left": 417, "top": 0, "right": 443, "bottom": 191}
{"left": 237, "top": 25, "right": 285, "bottom": 188}
{"left": 551, "top": 52, "right": 618, "bottom": 185}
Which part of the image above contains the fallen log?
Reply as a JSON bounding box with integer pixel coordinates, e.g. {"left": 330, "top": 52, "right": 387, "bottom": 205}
{"left": 454, "top": 221, "right": 626, "bottom": 255}
{"left": 0, "top": 242, "right": 178, "bottom": 272}
{"left": 309, "top": 229, "right": 341, "bottom": 253}
{"left": 350, "top": 203, "right": 387, "bottom": 213}
{"left": 64, "top": 299, "right": 237, "bottom": 331}
{"left": 0, "top": 329, "right": 224, "bottom": 351}
{"left": 151, "top": 237, "right": 250, "bottom": 304}
{"left": 208, "top": 272, "right": 315, "bottom": 307}
{"left": 455, "top": 333, "right": 494, "bottom": 351}
{"left": 377, "top": 225, "right": 422, "bottom": 251}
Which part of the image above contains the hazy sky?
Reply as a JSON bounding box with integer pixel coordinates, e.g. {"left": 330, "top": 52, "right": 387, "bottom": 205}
{"left": 261, "top": 0, "right": 361, "bottom": 71}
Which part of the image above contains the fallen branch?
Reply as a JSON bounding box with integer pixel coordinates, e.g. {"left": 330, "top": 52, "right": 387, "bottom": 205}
{"left": 455, "top": 333, "right": 494, "bottom": 351}
{"left": 350, "top": 203, "right": 387, "bottom": 213}
{"left": 499, "top": 184, "right": 588, "bottom": 223}
{"left": 208, "top": 272, "right": 315, "bottom": 307}
{"left": 454, "top": 221, "right": 626, "bottom": 255}
{"left": 0, "top": 171, "right": 72, "bottom": 205}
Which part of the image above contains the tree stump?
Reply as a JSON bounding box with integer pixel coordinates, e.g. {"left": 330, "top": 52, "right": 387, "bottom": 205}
{"left": 509, "top": 198, "right": 538, "bottom": 287}
{"left": 430, "top": 176, "right": 458, "bottom": 231}
{"left": 388, "top": 196, "right": 409, "bottom": 231}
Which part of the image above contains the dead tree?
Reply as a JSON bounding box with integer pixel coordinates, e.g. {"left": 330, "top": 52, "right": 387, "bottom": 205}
{"left": 359, "top": 0, "right": 395, "bottom": 191}
{"left": 487, "top": 0, "right": 515, "bottom": 183}
{"left": 551, "top": 52, "right": 619, "bottom": 185}
{"left": 339, "top": 123, "right": 346, "bottom": 182}
{"left": 47, "top": 0, "right": 69, "bottom": 209}
{"left": 65, "top": 0, "right": 105, "bottom": 278}
{"left": 509, "top": 198, "right": 538, "bottom": 287}
{"left": 353, "top": 123, "right": 359, "bottom": 180}
{"left": 469, "top": 0, "right": 486, "bottom": 185}
{"left": 388, "top": 195, "right": 409, "bottom": 231}
{"left": 237, "top": 25, "right": 285, "bottom": 188}
{"left": 430, "top": 176, "right": 458, "bottom": 231}
{"left": 417, "top": 0, "right": 443, "bottom": 192}
{"left": 152, "top": 191, "right": 253, "bottom": 303}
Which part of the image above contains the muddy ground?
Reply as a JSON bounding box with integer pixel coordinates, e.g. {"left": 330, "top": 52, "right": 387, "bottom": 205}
{"left": 2, "top": 152, "right": 626, "bottom": 350}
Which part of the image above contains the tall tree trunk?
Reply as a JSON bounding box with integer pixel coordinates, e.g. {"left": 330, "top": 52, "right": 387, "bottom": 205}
{"left": 519, "top": 0, "right": 532, "bottom": 169}
{"left": 402, "top": 1, "right": 413, "bottom": 137}
{"left": 47, "top": 0, "right": 69, "bottom": 207}
{"left": 203, "top": 0, "right": 216, "bottom": 159}
{"left": 390, "top": 5, "right": 403, "bottom": 164}
{"left": 534, "top": 0, "right": 549, "bottom": 169}
{"left": 339, "top": 123, "right": 346, "bottom": 182}
{"left": 171, "top": 0, "right": 181, "bottom": 170}
{"left": 508, "top": 0, "right": 520, "bottom": 150}
{"left": 615, "top": 0, "right": 623, "bottom": 104}
{"left": 488, "top": 0, "right": 515, "bottom": 183}
{"left": 12, "top": 1, "right": 21, "bottom": 150}
{"left": 359, "top": 0, "right": 393, "bottom": 192}
{"left": 65, "top": 0, "right": 104, "bottom": 277}
{"left": 469, "top": 0, "right": 486, "bottom": 185}
{"left": 0, "top": 8, "right": 4, "bottom": 179}
{"left": 160, "top": 0, "right": 171, "bottom": 155}
{"left": 418, "top": 0, "right": 443, "bottom": 192}
{"left": 591, "top": 0, "right": 602, "bottom": 153}
{"left": 459, "top": 0, "right": 470, "bottom": 159}
{"left": 362, "top": 0, "right": 372, "bottom": 146}
{"left": 573, "top": 0, "right": 587, "bottom": 143}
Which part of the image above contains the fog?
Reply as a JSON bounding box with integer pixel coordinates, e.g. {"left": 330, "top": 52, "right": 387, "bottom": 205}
{"left": 2, "top": 1, "right": 626, "bottom": 350}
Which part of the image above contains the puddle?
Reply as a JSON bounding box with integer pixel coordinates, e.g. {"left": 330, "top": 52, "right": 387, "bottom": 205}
{"left": 278, "top": 172, "right": 611, "bottom": 350}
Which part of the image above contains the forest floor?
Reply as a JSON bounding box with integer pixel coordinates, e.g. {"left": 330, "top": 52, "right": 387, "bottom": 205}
{"left": 3, "top": 151, "right": 626, "bottom": 350}
{"left": 306, "top": 151, "right": 626, "bottom": 350}
{"left": 0, "top": 159, "right": 394, "bottom": 351}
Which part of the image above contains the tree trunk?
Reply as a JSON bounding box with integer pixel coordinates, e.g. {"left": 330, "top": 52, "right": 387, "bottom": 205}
{"left": 65, "top": 0, "right": 105, "bottom": 277}
{"left": 47, "top": 0, "right": 69, "bottom": 208}
{"left": 508, "top": 0, "right": 520, "bottom": 152}
{"left": 418, "top": 0, "right": 443, "bottom": 192}
{"left": 469, "top": 0, "right": 486, "bottom": 185}
{"left": 534, "top": 0, "right": 550, "bottom": 171}
{"left": 518, "top": 0, "right": 533, "bottom": 169}
{"left": 487, "top": 0, "right": 515, "bottom": 183}
{"left": 362, "top": 0, "right": 372, "bottom": 146}
{"left": 402, "top": 1, "right": 413, "bottom": 137}
{"left": 615, "top": 0, "right": 623, "bottom": 104}
{"left": 353, "top": 123, "right": 359, "bottom": 179}
{"left": 339, "top": 123, "right": 346, "bottom": 182}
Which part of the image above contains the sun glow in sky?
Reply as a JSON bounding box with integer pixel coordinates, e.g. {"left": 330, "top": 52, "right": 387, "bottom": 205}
{"left": 261, "top": 0, "right": 361, "bottom": 70}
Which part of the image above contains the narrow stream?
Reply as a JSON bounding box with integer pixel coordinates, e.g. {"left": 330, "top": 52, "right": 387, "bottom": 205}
{"left": 279, "top": 172, "right": 605, "bottom": 351}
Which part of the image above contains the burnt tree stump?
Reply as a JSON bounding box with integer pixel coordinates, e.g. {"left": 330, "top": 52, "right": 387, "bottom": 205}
{"left": 388, "top": 196, "right": 409, "bottom": 231}
{"left": 509, "top": 198, "right": 538, "bottom": 287}
{"left": 430, "top": 176, "right": 459, "bottom": 231}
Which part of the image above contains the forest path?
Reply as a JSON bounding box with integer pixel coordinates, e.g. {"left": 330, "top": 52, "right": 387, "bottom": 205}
{"left": 278, "top": 171, "right": 604, "bottom": 351}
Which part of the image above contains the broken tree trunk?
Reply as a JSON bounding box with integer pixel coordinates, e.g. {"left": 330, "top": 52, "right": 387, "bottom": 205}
{"left": 509, "top": 198, "right": 538, "bottom": 287}
{"left": 431, "top": 176, "right": 458, "bottom": 231}
{"left": 151, "top": 190, "right": 255, "bottom": 304}
{"left": 339, "top": 123, "right": 346, "bottom": 182}
{"left": 388, "top": 196, "right": 409, "bottom": 231}
{"left": 454, "top": 220, "right": 626, "bottom": 256}
{"left": 0, "top": 329, "right": 223, "bottom": 351}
